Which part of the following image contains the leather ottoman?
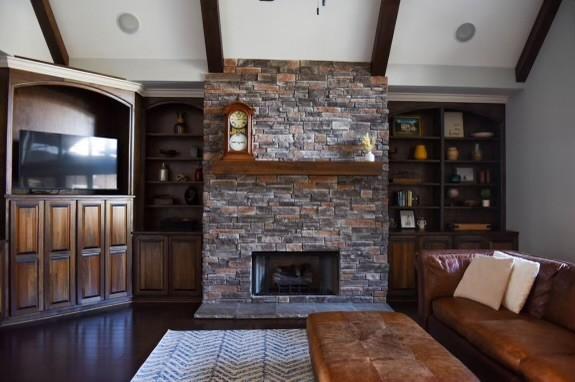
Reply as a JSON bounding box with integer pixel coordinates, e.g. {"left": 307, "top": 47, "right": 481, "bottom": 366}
{"left": 307, "top": 311, "right": 478, "bottom": 382}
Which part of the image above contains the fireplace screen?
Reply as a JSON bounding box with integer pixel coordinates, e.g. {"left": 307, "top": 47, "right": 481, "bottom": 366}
{"left": 252, "top": 251, "right": 339, "bottom": 296}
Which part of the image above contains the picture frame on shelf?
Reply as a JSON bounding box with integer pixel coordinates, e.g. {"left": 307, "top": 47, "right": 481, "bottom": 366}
{"left": 455, "top": 167, "right": 475, "bottom": 183}
{"left": 399, "top": 210, "right": 416, "bottom": 229}
{"left": 392, "top": 116, "right": 421, "bottom": 137}
{"left": 444, "top": 112, "right": 464, "bottom": 137}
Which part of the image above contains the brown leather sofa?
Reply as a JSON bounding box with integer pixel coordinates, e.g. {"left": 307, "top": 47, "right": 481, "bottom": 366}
{"left": 417, "top": 250, "right": 575, "bottom": 382}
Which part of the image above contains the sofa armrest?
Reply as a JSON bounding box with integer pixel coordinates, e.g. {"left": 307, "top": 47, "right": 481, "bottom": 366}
{"left": 417, "top": 250, "right": 493, "bottom": 329}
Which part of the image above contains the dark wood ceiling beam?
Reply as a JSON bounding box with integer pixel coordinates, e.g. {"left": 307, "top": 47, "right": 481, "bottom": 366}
{"left": 371, "top": 0, "right": 400, "bottom": 76}
{"left": 200, "top": 0, "right": 224, "bottom": 73}
{"left": 30, "top": 0, "right": 69, "bottom": 65}
{"left": 515, "top": 0, "right": 562, "bottom": 82}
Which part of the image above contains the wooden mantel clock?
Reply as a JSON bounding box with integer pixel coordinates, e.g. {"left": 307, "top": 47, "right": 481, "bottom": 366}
{"left": 223, "top": 102, "right": 255, "bottom": 161}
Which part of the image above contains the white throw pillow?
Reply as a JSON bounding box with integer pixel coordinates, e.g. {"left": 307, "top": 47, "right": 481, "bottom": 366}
{"left": 454, "top": 255, "right": 514, "bottom": 310}
{"left": 493, "top": 251, "right": 540, "bottom": 314}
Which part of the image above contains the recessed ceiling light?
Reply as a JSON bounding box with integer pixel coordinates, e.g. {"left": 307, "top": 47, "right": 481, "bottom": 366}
{"left": 455, "top": 23, "right": 476, "bottom": 42}
{"left": 117, "top": 13, "right": 140, "bottom": 34}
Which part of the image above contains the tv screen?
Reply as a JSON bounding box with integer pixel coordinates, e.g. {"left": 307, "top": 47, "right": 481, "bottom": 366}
{"left": 18, "top": 130, "right": 118, "bottom": 191}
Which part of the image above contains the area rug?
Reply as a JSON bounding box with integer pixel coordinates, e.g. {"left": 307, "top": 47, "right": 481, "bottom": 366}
{"left": 132, "top": 329, "right": 314, "bottom": 382}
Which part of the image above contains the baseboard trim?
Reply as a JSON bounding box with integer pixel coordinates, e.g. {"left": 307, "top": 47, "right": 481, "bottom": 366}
{"left": 0, "top": 298, "right": 132, "bottom": 329}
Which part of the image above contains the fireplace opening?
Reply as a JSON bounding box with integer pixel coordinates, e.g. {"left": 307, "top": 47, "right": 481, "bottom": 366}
{"left": 252, "top": 251, "right": 339, "bottom": 296}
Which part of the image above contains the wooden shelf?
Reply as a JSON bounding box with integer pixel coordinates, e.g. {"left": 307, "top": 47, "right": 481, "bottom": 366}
{"left": 389, "top": 182, "right": 440, "bottom": 187}
{"left": 445, "top": 160, "right": 499, "bottom": 164}
{"left": 390, "top": 136, "right": 440, "bottom": 141}
{"left": 389, "top": 160, "right": 440, "bottom": 164}
{"left": 444, "top": 206, "right": 498, "bottom": 210}
{"left": 389, "top": 206, "right": 440, "bottom": 210}
{"left": 445, "top": 183, "right": 495, "bottom": 187}
{"left": 146, "top": 181, "right": 203, "bottom": 185}
{"left": 389, "top": 230, "right": 516, "bottom": 236}
{"left": 146, "top": 157, "right": 202, "bottom": 161}
{"left": 212, "top": 160, "right": 382, "bottom": 176}
{"left": 145, "top": 205, "right": 203, "bottom": 208}
{"left": 146, "top": 133, "right": 203, "bottom": 137}
{"left": 134, "top": 231, "right": 202, "bottom": 236}
{"left": 444, "top": 137, "right": 498, "bottom": 142}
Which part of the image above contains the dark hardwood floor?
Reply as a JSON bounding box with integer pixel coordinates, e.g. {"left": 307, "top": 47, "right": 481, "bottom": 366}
{"left": 0, "top": 301, "right": 416, "bottom": 382}
{"left": 0, "top": 303, "right": 305, "bottom": 382}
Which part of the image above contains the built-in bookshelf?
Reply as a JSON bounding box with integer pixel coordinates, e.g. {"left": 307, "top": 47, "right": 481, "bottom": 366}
{"left": 387, "top": 101, "right": 518, "bottom": 302}
{"left": 388, "top": 103, "right": 507, "bottom": 232}
{"left": 137, "top": 99, "right": 204, "bottom": 233}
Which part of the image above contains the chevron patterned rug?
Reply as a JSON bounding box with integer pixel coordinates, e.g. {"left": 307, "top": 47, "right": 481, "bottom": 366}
{"left": 131, "top": 329, "right": 314, "bottom": 382}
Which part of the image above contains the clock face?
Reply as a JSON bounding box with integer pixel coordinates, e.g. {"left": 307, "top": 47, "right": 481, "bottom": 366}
{"left": 229, "top": 111, "right": 248, "bottom": 128}
{"left": 229, "top": 133, "right": 248, "bottom": 152}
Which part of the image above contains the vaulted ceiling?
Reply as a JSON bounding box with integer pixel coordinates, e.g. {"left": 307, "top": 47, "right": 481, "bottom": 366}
{"left": 0, "top": 0, "right": 557, "bottom": 90}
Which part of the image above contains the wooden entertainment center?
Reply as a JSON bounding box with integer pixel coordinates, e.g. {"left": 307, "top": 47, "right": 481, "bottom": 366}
{"left": 0, "top": 57, "right": 204, "bottom": 326}
{"left": 0, "top": 58, "right": 141, "bottom": 326}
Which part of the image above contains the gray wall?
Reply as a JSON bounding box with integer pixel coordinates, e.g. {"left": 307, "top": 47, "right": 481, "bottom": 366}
{"left": 507, "top": 0, "right": 575, "bottom": 262}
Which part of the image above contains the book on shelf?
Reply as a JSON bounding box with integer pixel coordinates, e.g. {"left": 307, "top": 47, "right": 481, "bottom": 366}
{"left": 396, "top": 190, "right": 416, "bottom": 208}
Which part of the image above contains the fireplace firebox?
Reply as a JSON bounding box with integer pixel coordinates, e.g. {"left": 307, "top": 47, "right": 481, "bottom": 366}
{"left": 252, "top": 251, "right": 339, "bottom": 296}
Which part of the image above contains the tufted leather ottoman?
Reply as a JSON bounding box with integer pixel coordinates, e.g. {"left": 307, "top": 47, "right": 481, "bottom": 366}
{"left": 307, "top": 311, "right": 478, "bottom": 382}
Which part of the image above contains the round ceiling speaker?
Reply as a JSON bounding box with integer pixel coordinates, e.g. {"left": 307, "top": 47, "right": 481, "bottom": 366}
{"left": 117, "top": 13, "right": 140, "bottom": 34}
{"left": 455, "top": 22, "right": 476, "bottom": 42}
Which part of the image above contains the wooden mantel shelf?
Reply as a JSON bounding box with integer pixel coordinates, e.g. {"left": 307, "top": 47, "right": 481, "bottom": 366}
{"left": 212, "top": 160, "right": 382, "bottom": 176}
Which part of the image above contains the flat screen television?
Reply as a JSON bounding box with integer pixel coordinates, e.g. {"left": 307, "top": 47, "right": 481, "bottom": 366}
{"left": 18, "top": 130, "right": 118, "bottom": 192}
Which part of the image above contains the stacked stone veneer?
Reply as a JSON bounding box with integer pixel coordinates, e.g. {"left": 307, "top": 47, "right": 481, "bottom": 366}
{"left": 203, "top": 59, "right": 389, "bottom": 303}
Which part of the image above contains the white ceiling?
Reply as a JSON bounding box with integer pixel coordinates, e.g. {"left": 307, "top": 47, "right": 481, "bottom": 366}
{"left": 49, "top": 0, "right": 206, "bottom": 60}
{"left": 220, "top": 0, "right": 380, "bottom": 62}
{"left": 390, "top": 0, "right": 543, "bottom": 68}
{"left": 0, "top": 0, "right": 52, "bottom": 62}
{"left": 0, "top": 0, "right": 548, "bottom": 86}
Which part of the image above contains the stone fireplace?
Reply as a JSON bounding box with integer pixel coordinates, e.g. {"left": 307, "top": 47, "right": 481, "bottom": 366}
{"left": 203, "top": 59, "right": 389, "bottom": 304}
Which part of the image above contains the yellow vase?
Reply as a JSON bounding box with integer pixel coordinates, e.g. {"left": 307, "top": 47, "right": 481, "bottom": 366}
{"left": 414, "top": 144, "right": 428, "bottom": 160}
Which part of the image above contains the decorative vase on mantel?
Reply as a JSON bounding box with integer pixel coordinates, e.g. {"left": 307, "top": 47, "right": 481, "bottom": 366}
{"left": 361, "top": 133, "right": 376, "bottom": 162}
{"left": 365, "top": 152, "right": 375, "bottom": 162}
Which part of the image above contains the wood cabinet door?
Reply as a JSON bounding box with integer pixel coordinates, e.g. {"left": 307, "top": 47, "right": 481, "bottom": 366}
{"left": 44, "top": 200, "right": 76, "bottom": 310}
{"left": 419, "top": 235, "right": 452, "bottom": 251}
{"left": 489, "top": 233, "right": 519, "bottom": 251}
{"left": 134, "top": 235, "right": 168, "bottom": 296}
{"left": 105, "top": 200, "right": 132, "bottom": 299}
{"left": 0, "top": 240, "right": 5, "bottom": 319}
{"left": 169, "top": 236, "right": 202, "bottom": 296}
{"left": 10, "top": 200, "right": 44, "bottom": 316}
{"left": 388, "top": 237, "right": 417, "bottom": 290}
{"left": 77, "top": 200, "right": 105, "bottom": 305}
{"left": 453, "top": 235, "right": 490, "bottom": 250}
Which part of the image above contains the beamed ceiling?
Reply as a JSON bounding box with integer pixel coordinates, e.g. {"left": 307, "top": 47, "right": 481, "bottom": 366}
{"left": 0, "top": 0, "right": 564, "bottom": 88}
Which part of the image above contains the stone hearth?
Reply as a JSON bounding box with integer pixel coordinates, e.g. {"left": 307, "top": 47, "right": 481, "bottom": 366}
{"left": 203, "top": 59, "right": 389, "bottom": 304}
{"left": 194, "top": 302, "right": 393, "bottom": 319}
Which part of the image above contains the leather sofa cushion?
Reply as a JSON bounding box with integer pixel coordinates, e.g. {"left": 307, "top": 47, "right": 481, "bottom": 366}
{"left": 522, "top": 257, "right": 566, "bottom": 318}
{"left": 432, "top": 297, "right": 517, "bottom": 339}
{"left": 519, "top": 354, "right": 575, "bottom": 382}
{"left": 544, "top": 266, "right": 575, "bottom": 331}
{"left": 433, "top": 297, "right": 575, "bottom": 373}
{"left": 464, "top": 318, "right": 575, "bottom": 373}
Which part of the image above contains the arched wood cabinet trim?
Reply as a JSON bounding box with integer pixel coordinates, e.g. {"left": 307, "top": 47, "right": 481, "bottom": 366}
{"left": 11, "top": 81, "right": 134, "bottom": 108}
{"left": 145, "top": 100, "right": 203, "bottom": 112}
